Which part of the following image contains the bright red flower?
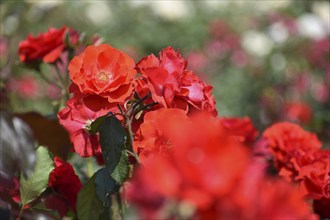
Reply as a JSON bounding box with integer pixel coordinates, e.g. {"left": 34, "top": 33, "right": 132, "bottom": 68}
{"left": 57, "top": 97, "right": 111, "bottom": 157}
{"left": 7, "top": 76, "right": 39, "bottom": 99}
{"left": 136, "top": 47, "right": 184, "bottom": 107}
{"left": 128, "top": 114, "right": 316, "bottom": 220}
{"left": 18, "top": 27, "right": 67, "bottom": 63}
{"left": 133, "top": 108, "right": 188, "bottom": 162}
{"left": 298, "top": 150, "right": 330, "bottom": 218}
{"left": 128, "top": 113, "right": 250, "bottom": 218}
{"left": 219, "top": 116, "right": 259, "bottom": 145}
{"left": 197, "top": 175, "right": 317, "bottom": 220}
{"left": 68, "top": 44, "right": 136, "bottom": 104}
{"left": 283, "top": 102, "right": 312, "bottom": 123}
{"left": 179, "top": 70, "right": 217, "bottom": 116}
{"left": 47, "top": 157, "right": 82, "bottom": 216}
{"left": 307, "top": 38, "right": 330, "bottom": 69}
{"left": 262, "top": 122, "right": 322, "bottom": 181}
{"left": 136, "top": 46, "right": 217, "bottom": 116}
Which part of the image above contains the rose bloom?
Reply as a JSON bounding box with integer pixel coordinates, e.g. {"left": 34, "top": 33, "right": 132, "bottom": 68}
{"left": 219, "top": 116, "right": 259, "bottom": 145}
{"left": 57, "top": 97, "right": 111, "bottom": 157}
{"left": 128, "top": 113, "right": 250, "bottom": 218}
{"left": 283, "top": 102, "right": 312, "bottom": 124}
{"left": 127, "top": 114, "right": 316, "bottom": 220}
{"left": 7, "top": 76, "right": 39, "bottom": 99}
{"left": 68, "top": 44, "right": 136, "bottom": 104}
{"left": 133, "top": 108, "right": 188, "bottom": 162}
{"left": 297, "top": 150, "right": 330, "bottom": 218}
{"left": 262, "top": 122, "right": 322, "bottom": 181}
{"left": 47, "top": 157, "right": 82, "bottom": 216}
{"left": 136, "top": 46, "right": 217, "bottom": 116}
{"left": 18, "top": 27, "right": 67, "bottom": 63}
{"left": 203, "top": 178, "right": 318, "bottom": 220}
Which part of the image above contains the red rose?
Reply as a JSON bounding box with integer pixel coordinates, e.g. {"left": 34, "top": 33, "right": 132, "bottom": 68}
{"left": 18, "top": 27, "right": 67, "bottom": 63}
{"left": 262, "top": 122, "right": 322, "bottom": 180}
{"left": 133, "top": 108, "right": 188, "bottom": 162}
{"left": 68, "top": 44, "right": 136, "bottom": 104}
{"left": 298, "top": 150, "right": 330, "bottom": 218}
{"left": 219, "top": 116, "right": 259, "bottom": 145}
{"left": 47, "top": 157, "right": 82, "bottom": 216}
{"left": 128, "top": 113, "right": 250, "bottom": 218}
{"left": 283, "top": 102, "right": 312, "bottom": 124}
{"left": 57, "top": 97, "right": 111, "bottom": 157}
{"left": 128, "top": 114, "right": 316, "bottom": 220}
{"left": 136, "top": 46, "right": 217, "bottom": 116}
{"left": 179, "top": 70, "right": 217, "bottom": 116}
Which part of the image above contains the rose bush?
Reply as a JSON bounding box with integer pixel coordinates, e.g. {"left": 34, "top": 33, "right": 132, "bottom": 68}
{"left": 3, "top": 25, "right": 328, "bottom": 220}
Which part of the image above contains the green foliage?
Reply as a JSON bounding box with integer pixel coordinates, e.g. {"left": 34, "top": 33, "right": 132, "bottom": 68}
{"left": 90, "top": 114, "right": 108, "bottom": 135}
{"left": 77, "top": 173, "right": 104, "bottom": 220}
{"left": 99, "top": 114, "right": 129, "bottom": 184}
{"left": 31, "top": 203, "right": 61, "bottom": 220}
{"left": 20, "top": 146, "right": 54, "bottom": 206}
{"left": 94, "top": 168, "right": 118, "bottom": 203}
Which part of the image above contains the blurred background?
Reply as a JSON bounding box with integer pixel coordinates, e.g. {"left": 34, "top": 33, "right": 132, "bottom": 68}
{"left": 0, "top": 0, "right": 329, "bottom": 145}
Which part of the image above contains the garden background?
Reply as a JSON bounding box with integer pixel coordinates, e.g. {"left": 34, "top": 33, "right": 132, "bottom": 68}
{"left": 1, "top": 0, "right": 330, "bottom": 219}
{"left": 1, "top": 0, "right": 329, "bottom": 146}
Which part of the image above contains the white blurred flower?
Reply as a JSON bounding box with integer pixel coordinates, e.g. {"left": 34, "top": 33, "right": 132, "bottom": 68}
{"left": 128, "top": 0, "right": 149, "bottom": 8}
{"left": 242, "top": 31, "right": 274, "bottom": 57}
{"left": 255, "top": 1, "right": 291, "bottom": 12}
{"left": 268, "top": 22, "right": 289, "bottom": 43}
{"left": 297, "top": 14, "right": 328, "bottom": 40}
{"left": 85, "top": 2, "right": 112, "bottom": 25}
{"left": 150, "top": 1, "right": 189, "bottom": 20}
{"left": 26, "top": 0, "right": 63, "bottom": 9}
{"left": 312, "top": 1, "right": 330, "bottom": 34}
{"left": 204, "top": 0, "right": 230, "bottom": 9}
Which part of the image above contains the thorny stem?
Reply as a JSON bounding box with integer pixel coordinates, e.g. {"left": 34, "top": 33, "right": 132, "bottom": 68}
{"left": 118, "top": 93, "right": 158, "bottom": 157}
{"left": 131, "top": 92, "right": 151, "bottom": 111}
{"left": 118, "top": 104, "right": 134, "bottom": 153}
{"left": 17, "top": 207, "right": 23, "bottom": 220}
{"left": 126, "top": 150, "right": 140, "bottom": 163}
{"left": 116, "top": 192, "right": 123, "bottom": 219}
{"left": 134, "top": 102, "right": 158, "bottom": 117}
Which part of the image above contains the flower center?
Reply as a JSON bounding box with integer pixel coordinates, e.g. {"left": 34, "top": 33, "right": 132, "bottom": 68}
{"left": 96, "top": 71, "right": 112, "bottom": 83}
{"left": 83, "top": 119, "right": 94, "bottom": 132}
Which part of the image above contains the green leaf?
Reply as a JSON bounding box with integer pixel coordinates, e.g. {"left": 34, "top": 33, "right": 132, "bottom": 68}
{"left": 90, "top": 114, "right": 108, "bottom": 134}
{"left": 77, "top": 174, "right": 104, "bottom": 220}
{"left": 94, "top": 168, "right": 118, "bottom": 203}
{"left": 111, "top": 151, "right": 129, "bottom": 184}
{"left": 20, "top": 146, "right": 54, "bottom": 206}
{"left": 99, "top": 115, "right": 129, "bottom": 184}
{"left": 31, "top": 203, "right": 61, "bottom": 220}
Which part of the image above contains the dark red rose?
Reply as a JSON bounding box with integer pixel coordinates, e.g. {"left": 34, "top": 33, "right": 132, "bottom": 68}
{"left": 18, "top": 27, "right": 67, "bottom": 63}
{"left": 48, "top": 157, "right": 82, "bottom": 215}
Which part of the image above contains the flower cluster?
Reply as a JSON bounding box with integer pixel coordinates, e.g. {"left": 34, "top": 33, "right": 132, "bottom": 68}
{"left": 262, "top": 122, "right": 330, "bottom": 218}
{"left": 127, "top": 113, "right": 316, "bottom": 219}
{"left": 12, "top": 26, "right": 329, "bottom": 220}
{"left": 58, "top": 43, "right": 136, "bottom": 157}
{"left": 58, "top": 43, "right": 217, "bottom": 159}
